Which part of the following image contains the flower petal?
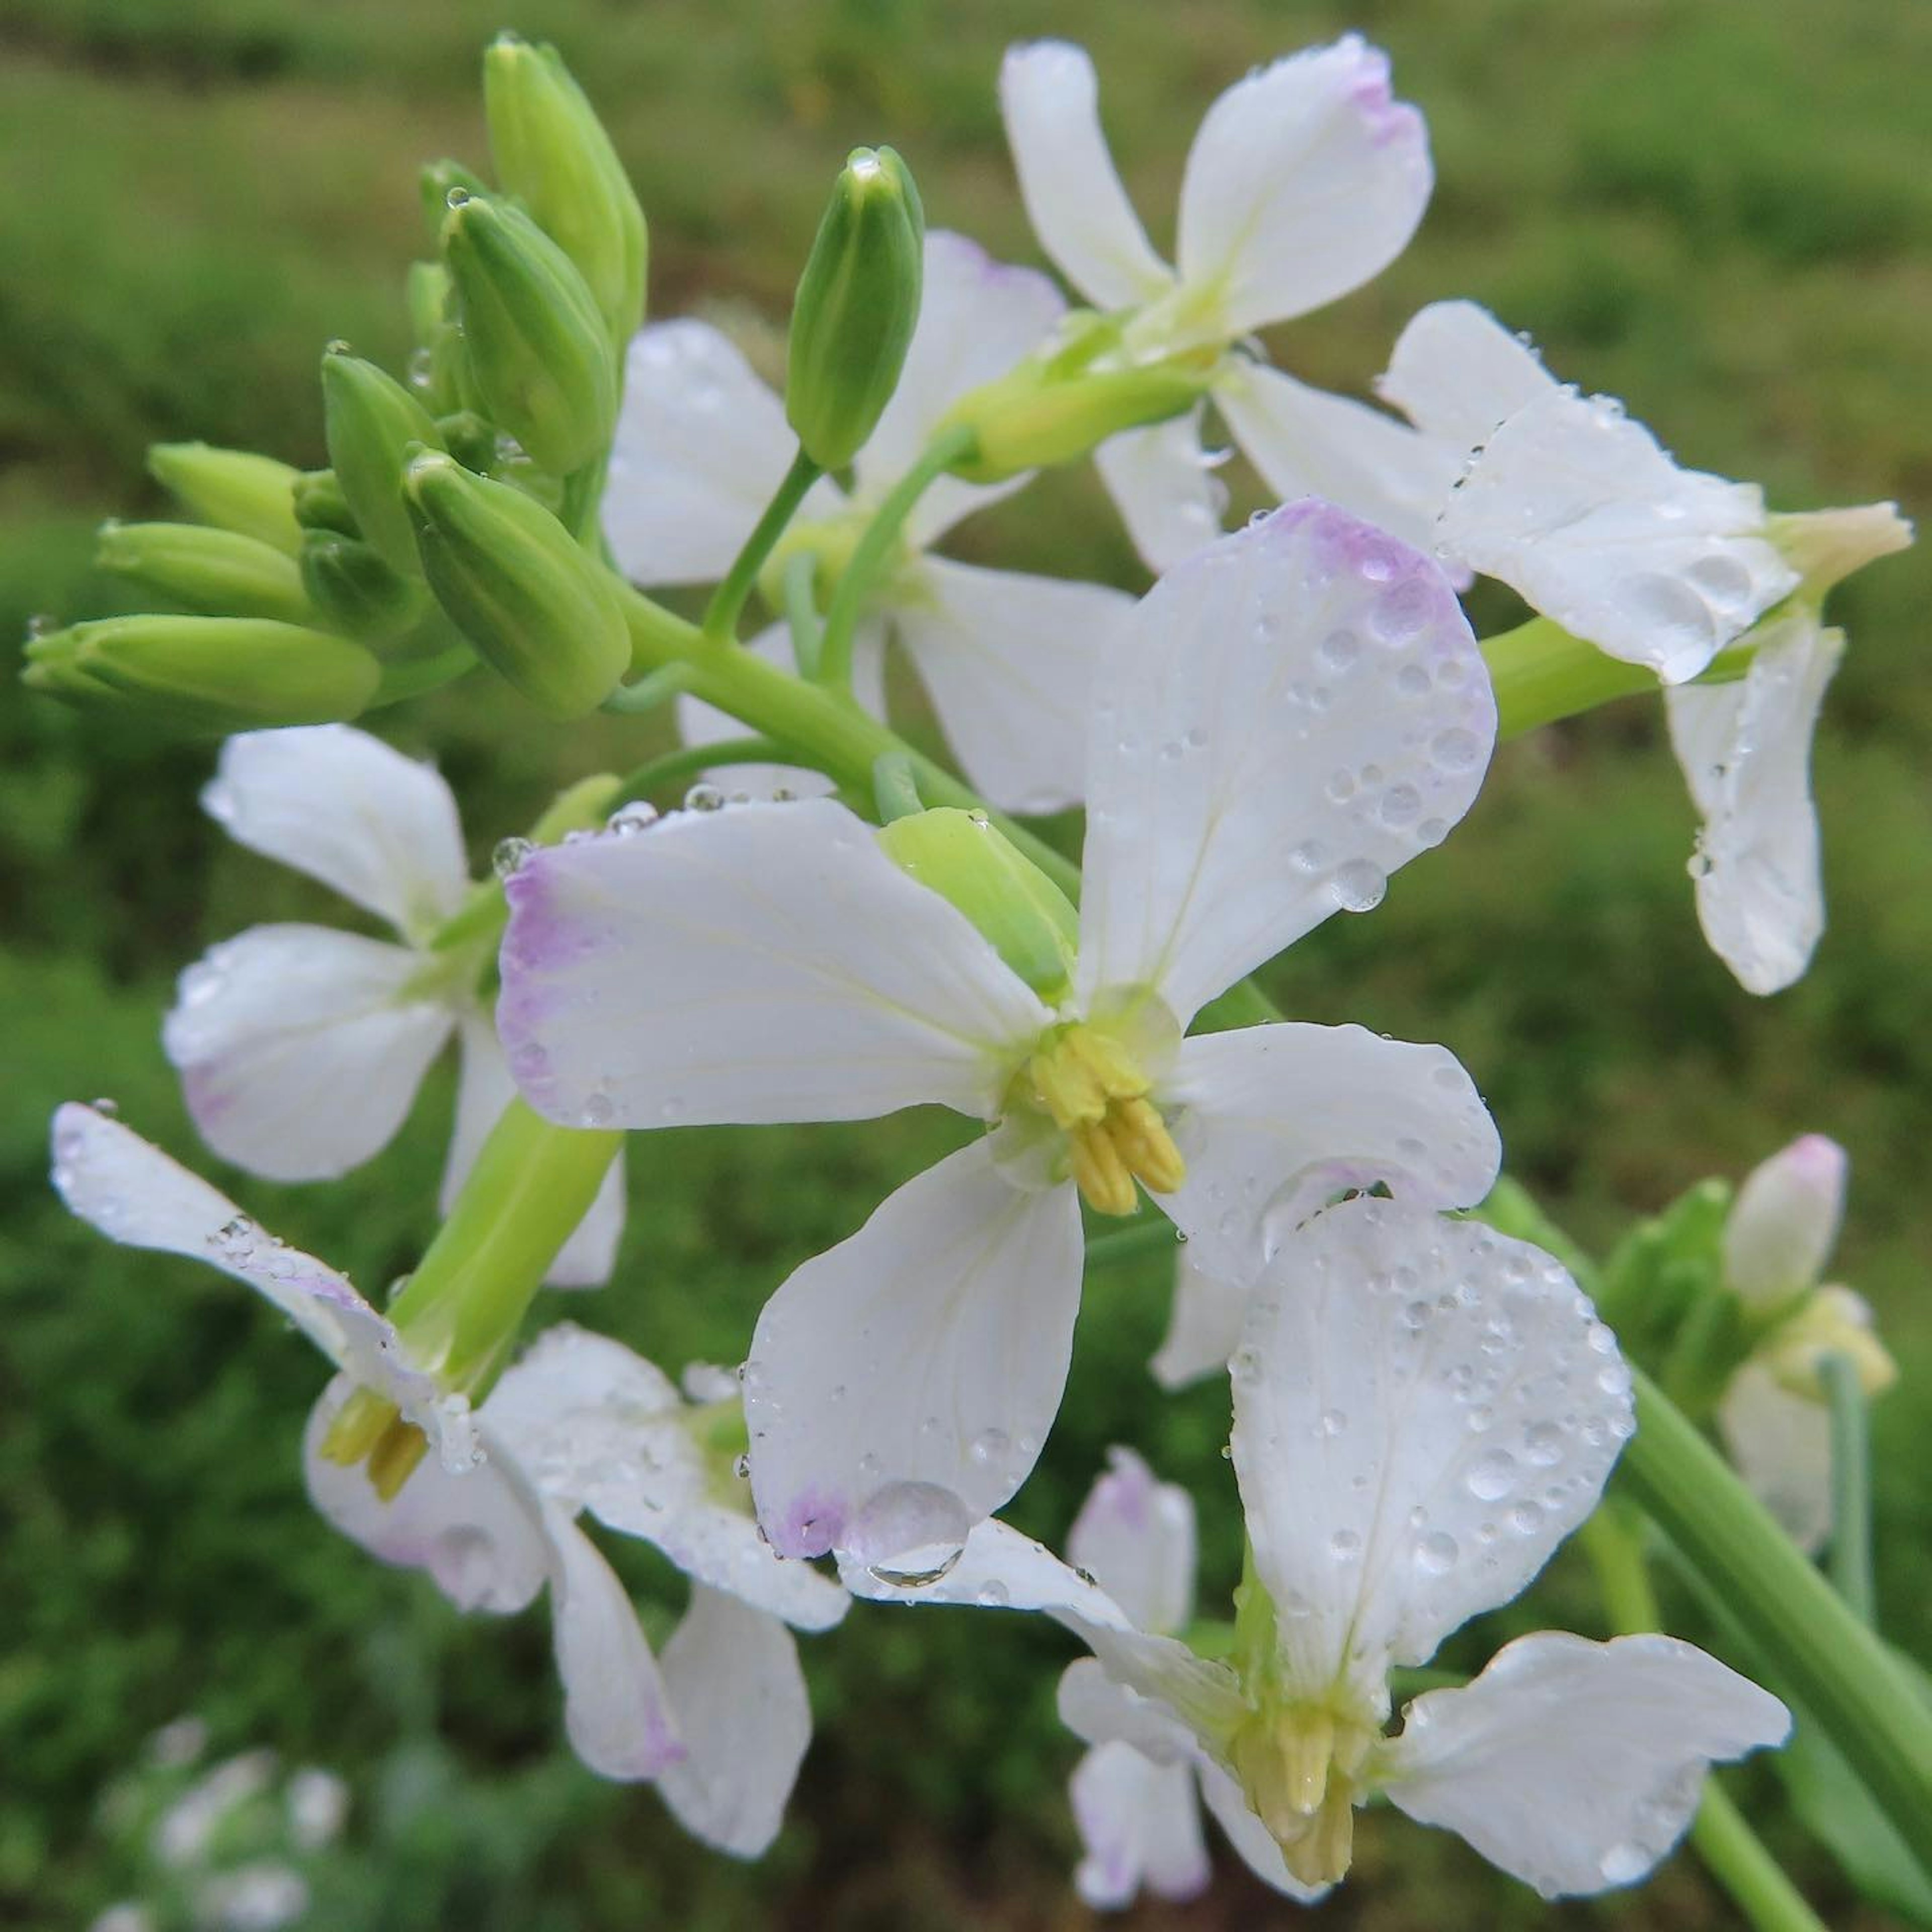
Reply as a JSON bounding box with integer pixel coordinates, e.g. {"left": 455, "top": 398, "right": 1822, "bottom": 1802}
{"left": 1067, "top": 1447, "right": 1196, "bottom": 1637}
{"left": 1077, "top": 501, "right": 1494, "bottom": 1028}
{"left": 1150, "top": 1251, "right": 1251, "bottom": 1391}
{"left": 1196, "top": 1761, "right": 1327, "bottom": 1899}
{"left": 1721, "top": 1131, "right": 1848, "bottom": 1307}
{"left": 897, "top": 558, "right": 1130, "bottom": 814}
{"left": 1092, "top": 409, "right": 1227, "bottom": 574}
{"left": 1159, "top": 1023, "right": 1501, "bottom": 1284}
{"left": 840, "top": 1518, "right": 1131, "bottom": 1629}
{"left": 1380, "top": 1632, "right": 1790, "bottom": 1898}
{"left": 1057, "top": 1650, "right": 1246, "bottom": 1766}
{"left": 1666, "top": 612, "right": 1841, "bottom": 994}
{"left": 1377, "top": 299, "right": 1555, "bottom": 450}
{"left": 998, "top": 41, "right": 1173, "bottom": 309}
{"left": 655, "top": 1588, "right": 812, "bottom": 1858}
{"left": 165, "top": 926, "right": 454, "bottom": 1183}
{"left": 1438, "top": 387, "right": 1798, "bottom": 681}
{"left": 1232, "top": 1199, "right": 1633, "bottom": 1704}
{"left": 444, "top": 1014, "right": 625, "bottom": 1289}
{"left": 200, "top": 726, "right": 469, "bottom": 941}
{"left": 603, "top": 320, "right": 834, "bottom": 586}
{"left": 498, "top": 797, "right": 1052, "bottom": 1129}
{"left": 1718, "top": 1363, "right": 1832, "bottom": 1554}
{"left": 1215, "top": 359, "right": 1464, "bottom": 563}
{"left": 746, "top": 1143, "right": 1083, "bottom": 1559}
{"left": 481, "top": 1321, "right": 682, "bottom": 1459}
{"left": 1176, "top": 36, "right": 1431, "bottom": 335}
{"left": 1070, "top": 1742, "right": 1210, "bottom": 1907}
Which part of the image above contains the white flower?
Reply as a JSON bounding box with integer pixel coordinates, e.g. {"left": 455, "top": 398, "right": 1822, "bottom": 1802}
{"left": 603, "top": 230, "right": 1129, "bottom": 814}
{"left": 850, "top": 1201, "right": 1789, "bottom": 1899}
{"left": 1716, "top": 1135, "right": 1895, "bottom": 1551}
{"left": 498, "top": 502, "right": 1502, "bottom": 1567}
{"left": 1000, "top": 36, "right": 1448, "bottom": 572}
{"left": 163, "top": 724, "right": 622, "bottom": 1284}
{"left": 305, "top": 1323, "right": 847, "bottom": 1854}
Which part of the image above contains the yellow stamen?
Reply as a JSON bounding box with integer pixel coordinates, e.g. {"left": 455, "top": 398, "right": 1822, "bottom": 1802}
{"left": 1068, "top": 1124, "right": 1138, "bottom": 1219}
{"left": 318, "top": 1386, "right": 430, "bottom": 1500}
{"left": 366, "top": 1415, "right": 431, "bottom": 1500}
{"left": 1281, "top": 1785, "right": 1357, "bottom": 1889}
{"left": 1023, "top": 1026, "right": 1186, "bottom": 1216}
{"left": 1230, "top": 1701, "right": 1374, "bottom": 1885}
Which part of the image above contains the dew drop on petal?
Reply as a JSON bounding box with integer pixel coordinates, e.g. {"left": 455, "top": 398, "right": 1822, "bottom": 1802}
{"left": 683, "top": 783, "right": 726, "bottom": 813}
{"left": 493, "top": 837, "right": 535, "bottom": 880}
{"left": 1331, "top": 859, "right": 1387, "bottom": 913}
{"left": 1465, "top": 1449, "right": 1516, "bottom": 1501}
{"left": 1413, "top": 1531, "right": 1459, "bottom": 1575}
{"left": 851, "top": 1480, "right": 971, "bottom": 1586}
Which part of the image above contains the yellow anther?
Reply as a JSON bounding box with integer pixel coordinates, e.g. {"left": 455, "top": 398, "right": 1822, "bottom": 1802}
{"left": 367, "top": 1415, "right": 431, "bottom": 1499}
{"left": 1765, "top": 1285, "right": 1897, "bottom": 1401}
{"left": 1023, "top": 1026, "right": 1186, "bottom": 1215}
{"left": 1231, "top": 1701, "right": 1375, "bottom": 1885}
{"left": 1105, "top": 1097, "right": 1187, "bottom": 1195}
{"left": 1069, "top": 1123, "right": 1138, "bottom": 1219}
{"left": 1281, "top": 1785, "right": 1357, "bottom": 1889}
{"left": 318, "top": 1386, "right": 430, "bottom": 1500}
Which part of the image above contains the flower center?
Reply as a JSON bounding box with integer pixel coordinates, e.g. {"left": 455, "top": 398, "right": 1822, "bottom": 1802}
{"left": 1228, "top": 1701, "right": 1377, "bottom": 1887}
{"left": 319, "top": 1388, "right": 429, "bottom": 1500}
{"left": 1019, "top": 1024, "right": 1185, "bottom": 1217}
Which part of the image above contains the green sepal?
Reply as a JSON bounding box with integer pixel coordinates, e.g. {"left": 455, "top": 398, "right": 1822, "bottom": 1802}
{"left": 321, "top": 348, "right": 446, "bottom": 577}
{"left": 435, "top": 410, "right": 499, "bottom": 474}
{"left": 95, "top": 520, "right": 313, "bottom": 623}
{"left": 291, "top": 469, "right": 359, "bottom": 538}
{"left": 421, "top": 157, "right": 491, "bottom": 238}
{"left": 298, "top": 531, "right": 431, "bottom": 643}
{"left": 1596, "top": 1177, "right": 1738, "bottom": 1411}
{"left": 146, "top": 442, "right": 303, "bottom": 555}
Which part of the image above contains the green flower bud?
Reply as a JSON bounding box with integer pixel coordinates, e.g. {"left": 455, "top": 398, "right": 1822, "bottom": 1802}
{"left": 786, "top": 146, "right": 924, "bottom": 470}
{"left": 435, "top": 410, "right": 499, "bottom": 474}
{"left": 441, "top": 190, "right": 616, "bottom": 476}
{"left": 407, "top": 261, "right": 477, "bottom": 417}
{"left": 484, "top": 34, "right": 648, "bottom": 346}
{"left": 146, "top": 442, "right": 302, "bottom": 555}
{"left": 299, "top": 531, "right": 431, "bottom": 642}
{"left": 321, "top": 348, "right": 445, "bottom": 576}
{"left": 23, "top": 615, "right": 379, "bottom": 733}
{"left": 95, "top": 520, "right": 312, "bottom": 623}
{"left": 292, "top": 468, "right": 359, "bottom": 538}
{"left": 421, "top": 157, "right": 490, "bottom": 238}
{"left": 405, "top": 451, "right": 627, "bottom": 718}
{"left": 876, "top": 807, "right": 1077, "bottom": 999}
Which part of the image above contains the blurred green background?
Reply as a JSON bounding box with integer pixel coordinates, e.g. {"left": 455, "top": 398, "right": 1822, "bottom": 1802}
{"left": 3, "top": 0, "right": 1926, "bottom": 1925}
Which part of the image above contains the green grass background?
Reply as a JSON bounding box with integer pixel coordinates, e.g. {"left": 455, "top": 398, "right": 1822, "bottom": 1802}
{"left": 2, "top": 0, "right": 1927, "bottom": 1924}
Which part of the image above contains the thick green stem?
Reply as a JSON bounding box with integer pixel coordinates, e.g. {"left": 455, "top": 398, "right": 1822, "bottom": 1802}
{"left": 704, "top": 445, "right": 823, "bottom": 641}
{"left": 872, "top": 751, "right": 924, "bottom": 823}
{"left": 1820, "top": 1351, "right": 1875, "bottom": 1626}
{"left": 601, "top": 660, "right": 697, "bottom": 714}
{"left": 783, "top": 549, "right": 824, "bottom": 679}
{"left": 1483, "top": 616, "right": 1753, "bottom": 739}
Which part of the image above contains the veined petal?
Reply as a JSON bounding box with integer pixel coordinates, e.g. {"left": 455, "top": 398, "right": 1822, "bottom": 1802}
{"left": 859, "top": 230, "right": 1066, "bottom": 540}
{"left": 498, "top": 798, "right": 1052, "bottom": 1129}
{"left": 1159, "top": 1023, "right": 1501, "bottom": 1284}
{"left": 166, "top": 926, "right": 454, "bottom": 1184}
{"left": 1077, "top": 502, "right": 1493, "bottom": 1028}
{"left": 1093, "top": 410, "right": 1227, "bottom": 574}
{"left": 1067, "top": 1446, "right": 1196, "bottom": 1636}
{"left": 1666, "top": 612, "right": 1841, "bottom": 995}
{"left": 51, "top": 1104, "right": 459, "bottom": 1452}
{"left": 201, "top": 727, "right": 469, "bottom": 941}
{"left": 1380, "top": 1632, "right": 1790, "bottom": 1898}
{"left": 1070, "top": 1743, "right": 1211, "bottom": 1907}
{"left": 1215, "top": 360, "right": 1464, "bottom": 564}
{"left": 603, "top": 320, "right": 836, "bottom": 586}
{"left": 1722, "top": 1131, "right": 1847, "bottom": 1307}
{"left": 1377, "top": 300, "right": 1555, "bottom": 451}
{"left": 1150, "top": 1251, "right": 1251, "bottom": 1391}
{"left": 1438, "top": 386, "right": 1798, "bottom": 682}
{"left": 1232, "top": 1200, "right": 1633, "bottom": 1705}
{"left": 897, "top": 558, "right": 1129, "bottom": 814}
{"left": 999, "top": 41, "right": 1173, "bottom": 309}
{"left": 444, "top": 1014, "right": 625, "bottom": 1289}
{"left": 1176, "top": 36, "right": 1431, "bottom": 335}
{"left": 1196, "top": 1760, "right": 1325, "bottom": 1900}
{"left": 841, "top": 1518, "right": 1131, "bottom": 1629}
{"left": 302, "top": 1379, "right": 546, "bottom": 1614}
{"left": 746, "top": 1143, "right": 1083, "bottom": 1559}
{"left": 1718, "top": 1363, "right": 1832, "bottom": 1554}
{"left": 656, "top": 1588, "right": 812, "bottom": 1858}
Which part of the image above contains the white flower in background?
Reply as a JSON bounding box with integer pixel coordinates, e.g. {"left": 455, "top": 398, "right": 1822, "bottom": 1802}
{"left": 497, "top": 502, "right": 1502, "bottom": 1568}
{"left": 1000, "top": 36, "right": 1451, "bottom": 572}
{"left": 603, "top": 230, "right": 1130, "bottom": 814}
{"left": 850, "top": 1201, "right": 1788, "bottom": 1898}
{"left": 1717, "top": 1135, "right": 1895, "bottom": 1552}
{"left": 164, "top": 725, "right": 621, "bottom": 1284}
{"left": 306, "top": 1323, "right": 847, "bottom": 1855}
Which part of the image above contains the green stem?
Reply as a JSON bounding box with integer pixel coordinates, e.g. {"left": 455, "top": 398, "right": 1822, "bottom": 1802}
{"left": 872, "top": 751, "right": 924, "bottom": 823}
{"left": 1082, "top": 1219, "right": 1183, "bottom": 1269}
{"left": 703, "top": 445, "right": 823, "bottom": 641}
{"left": 783, "top": 549, "right": 824, "bottom": 679}
{"left": 601, "top": 660, "right": 698, "bottom": 714}
{"left": 1820, "top": 1351, "right": 1875, "bottom": 1626}
{"left": 367, "top": 642, "right": 475, "bottom": 709}
{"left": 1483, "top": 616, "right": 1753, "bottom": 739}
{"left": 610, "top": 737, "right": 799, "bottom": 805}
{"left": 818, "top": 425, "right": 975, "bottom": 689}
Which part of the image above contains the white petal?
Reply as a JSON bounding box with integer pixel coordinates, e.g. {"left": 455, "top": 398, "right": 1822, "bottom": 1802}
{"left": 1092, "top": 411, "right": 1226, "bottom": 574}
{"left": 1721, "top": 1131, "right": 1848, "bottom": 1306}
{"left": 897, "top": 558, "right": 1130, "bottom": 814}
{"left": 1666, "top": 613, "right": 1841, "bottom": 994}
{"left": 498, "top": 797, "right": 1051, "bottom": 1129}
{"left": 1718, "top": 1363, "right": 1832, "bottom": 1554}
{"left": 1077, "top": 502, "right": 1494, "bottom": 1028}
{"left": 443, "top": 1014, "right": 625, "bottom": 1289}
{"left": 1159, "top": 1023, "right": 1501, "bottom": 1284}
{"left": 51, "top": 1105, "right": 456, "bottom": 1447}
{"left": 545, "top": 1504, "right": 685, "bottom": 1780}
{"left": 746, "top": 1143, "right": 1083, "bottom": 1559}
{"left": 165, "top": 926, "right": 454, "bottom": 1183}
{"left": 1377, "top": 300, "right": 1556, "bottom": 450}
{"left": 841, "top": 1518, "right": 1131, "bottom": 1629}
{"left": 481, "top": 1321, "right": 682, "bottom": 1464}
{"left": 1067, "top": 1447, "right": 1196, "bottom": 1636}
{"left": 302, "top": 1379, "right": 547, "bottom": 1613}
{"left": 1439, "top": 387, "right": 1798, "bottom": 681}
{"left": 1380, "top": 1632, "right": 1790, "bottom": 1898}
{"left": 656, "top": 1588, "right": 812, "bottom": 1858}
{"left": 1058, "top": 1643, "right": 1249, "bottom": 1769}
{"left": 998, "top": 42, "right": 1173, "bottom": 309}
{"left": 1216, "top": 360, "right": 1464, "bottom": 561}
{"left": 1196, "top": 1761, "right": 1328, "bottom": 1900}
{"left": 1150, "top": 1251, "right": 1251, "bottom": 1391}
{"left": 1176, "top": 36, "right": 1431, "bottom": 335}
{"left": 859, "top": 229, "right": 1066, "bottom": 538}
{"left": 1232, "top": 1199, "right": 1633, "bottom": 1705}
{"left": 201, "top": 727, "right": 469, "bottom": 941}
{"left": 1070, "top": 1743, "right": 1210, "bottom": 1907}
{"left": 603, "top": 320, "right": 834, "bottom": 586}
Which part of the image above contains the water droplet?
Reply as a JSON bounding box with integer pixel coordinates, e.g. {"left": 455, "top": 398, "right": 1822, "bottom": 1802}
{"left": 1509, "top": 1500, "right": 1545, "bottom": 1536}
{"left": 606, "top": 801, "right": 659, "bottom": 837}
{"left": 1291, "top": 838, "right": 1330, "bottom": 874}
{"left": 580, "top": 1092, "right": 614, "bottom": 1128}
{"left": 1413, "top": 1530, "right": 1459, "bottom": 1575}
{"left": 1395, "top": 662, "right": 1432, "bottom": 697}
{"left": 493, "top": 837, "right": 535, "bottom": 879}
{"left": 975, "top": 1579, "right": 1010, "bottom": 1608}
{"left": 852, "top": 1481, "right": 972, "bottom": 1586}
{"left": 683, "top": 783, "right": 725, "bottom": 812}
{"left": 210, "top": 1215, "right": 257, "bottom": 1263}
{"left": 1430, "top": 727, "right": 1482, "bottom": 773}
{"left": 968, "top": 1427, "right": 1011, "bottom": 1470}
{"left": 1599, "top": 1840, "right": 1651, "bottom": 1885}
{"left": 1328, "top": 1528, "right": 1361, "bottom": 1562}
{"left": 89, "top": 1096, "right": 119, "bottom": 1118}
{"left": 1319, "top": 1408, "right": 1347, "bottom": 1437}
{"left": 1523, "top": 1421, "right": 1565, "bottom": 1466}
{"left": 1466, "top": 1450, "right": 1516, "bottom": 1500}
{"left": 1379, "top": 783, "right": 1422, "bottom": 827}
{"left": 1331, "top": 859, "right": 1387, "bottom": 913}
{"left": 1318, "top": 628, "right": 1360, "bottom": 672}
{"left": 1324, "top": 769, "right": 1356, "bottom": 803}
{"left": 733, "top": 1453, "right": 751, "bottom": 1480}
